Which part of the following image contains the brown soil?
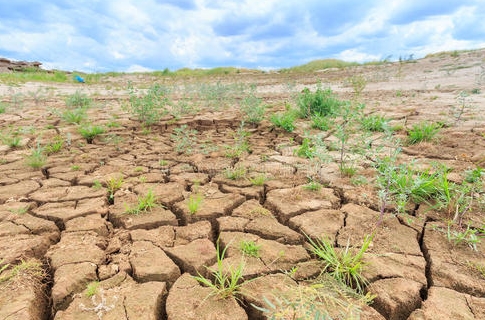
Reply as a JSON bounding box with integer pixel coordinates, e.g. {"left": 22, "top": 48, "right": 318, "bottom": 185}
{"left": 0, "top": 49, "right": 485, "bottom": 319}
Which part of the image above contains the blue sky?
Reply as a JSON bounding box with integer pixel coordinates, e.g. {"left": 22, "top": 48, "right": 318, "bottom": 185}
{"left": 0, "top": 0, "right": 484, "bottom": 73}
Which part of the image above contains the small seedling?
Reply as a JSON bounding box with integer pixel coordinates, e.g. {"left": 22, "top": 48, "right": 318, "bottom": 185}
{"left": 8, "top": 206, "right": 29, "bottom": 215}
{"left": 124, "top": 189, "right": 157, "bottom": 214}
{"left": 239, "top": 240, "right": 261, "bottom": 257}
{"left": 106, "top": 176, "right": 123, "bottom": 202}
{"left": 92, "top": 180, "right": 103, "bottom": 190}
{"left": 187, "top": 193, "right": 203, "bottom": 214}
{"left": 85, "top": 281, "right": 100, "bottom": 297}
{"left": 249, "top": 174, "right": 267, "bottom": 186}
{"left": 446, "top": 224, "right": 481, "bottom": 251}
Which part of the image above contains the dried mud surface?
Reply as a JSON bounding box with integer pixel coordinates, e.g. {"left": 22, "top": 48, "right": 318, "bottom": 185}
{"left": 1, "top": 50, "right": 485, "bottom": 319}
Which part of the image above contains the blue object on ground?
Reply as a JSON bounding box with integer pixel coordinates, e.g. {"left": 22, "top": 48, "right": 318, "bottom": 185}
{"left": 74, "top": 75, "right": 85, "bottom": 83}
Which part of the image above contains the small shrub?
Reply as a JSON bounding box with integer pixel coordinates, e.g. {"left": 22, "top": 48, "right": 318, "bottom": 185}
{"left": 65, "top": 91, "right": 92, "bottom": 108}
{"left": 295, "top": 138, "right": 316, "bottom": 159}
{"left": 447, "top": 224, "right": 481, "bottom": 251}
{"left": 297, "top": 86, "right": 344, "bottom": 118}
{"left": 407, "top": 122, "right": 441, "bottom": 144}
{"left": 0, "top": 130, "right": 22, "bottom": 148}
{"left": 360, "top": 114, "right": 389, "bottom": 132}
{"left": 270, "top": 111, "right": 296, "bottom": 132}
{"left": 128, "top": 83, "right": 170, "bottom": 125}
{"left": 311, "top": 114, "right": 330, "bottom": 131}
{"left": 240, "top": 86, "right": 266, "bottom": 124}
{"left": 171, "top": 125, "right": 198, "bottom": 154}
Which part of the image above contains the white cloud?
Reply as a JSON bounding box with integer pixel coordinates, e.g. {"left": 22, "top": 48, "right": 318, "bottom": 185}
{"left": 0, "top": 0, "right": 483, "bottom": 72}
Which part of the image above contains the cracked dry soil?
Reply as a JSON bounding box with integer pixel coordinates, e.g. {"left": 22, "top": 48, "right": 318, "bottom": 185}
{"left": 1, "top": 49, "right": 485, "bottom": 319}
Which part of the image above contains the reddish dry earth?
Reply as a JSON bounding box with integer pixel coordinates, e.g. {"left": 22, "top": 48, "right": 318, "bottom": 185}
{"left": 0, "top": 50, "right": 485, "bottom": 319}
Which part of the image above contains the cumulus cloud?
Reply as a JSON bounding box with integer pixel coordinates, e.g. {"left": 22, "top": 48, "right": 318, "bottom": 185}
{"left": 0, "top": 0, "right": 484, "bottom": 72}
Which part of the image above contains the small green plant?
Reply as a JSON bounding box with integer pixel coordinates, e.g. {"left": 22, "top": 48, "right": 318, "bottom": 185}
{"left": 187, "top": 193, "right": 203, "bottom": 214}
{"left": 124, "top": 189, "right": 157, "bottom": 215}
{"left": 65, "top": 91, "right": 92, "bottom": 108}
{"left": 270, "top": 111, "right": 297, "bottom": 132}
{"left": 306, "top": 234, "right": 373, "bottom": 293}
{"left": 224, "top": 166, "right": 247, "bottom": 180}
{"left": 303, "top": 180, "right": 322, "bottom": 191}
{"left": 465, "top": 167, "right": 484, "bottom": 183}
{"left": 85, "top": 281, "right": 100, "bottom": 297}
{"left": 8, "top": 206, "right": 29, "bottom": 214}
{"left": 71, "top": 165, "right": 80, "bottom": 171}
{"left": 0, "top": 259, "right": 45, "bottom": 285}
{"left": 295, "top": 138, "right": 316, "bottom": 159}
{"left": 447, "top": 223, "right": 481, "bottom": 251}
{"left": 171, "top": 125, "right": 198, "bottom": 154}
{"left": 225, "top": 123, "right": 251, "bottom": 158}
{"left": 92, "top": 180, "right": 103, "bottom": 190}
{"left": 249, "top": 174, "right": 267, "bottom": 186}
{"left": 239, "top": 240, "right": 261, "bottom": 257}
{"left": 360, "top": 114, "right": 389, "bottom": 132}
{"left": 127, "top": 83, "right": 170, "bottom": 125}
{"left": 297, "top": 86, "right": 344, "bottom": 118}
{"left": 194, "top": 240, "right": 246, "bottom": 299}
{"left": 0, "top": 102, "right": 6, "bottom": 114}
{"left": 240, "top": 85, "right": 266, "bottom": 124}
{"left": 348, "top": 75, "right": 367, "bottom": 97}
{"left": 106, "top": 176, "right": 123, "bottom": 202}
{"left": 407, "top": 122, "right": 441, "bottom": 144}
{"left": 0, "top": 130, "right": 22, "bottom": 148}
{"left": 44, "top": 135, "right": 64, "bottom": 154}
{"left": 61, "top": 108, "right": 87, "bottom": 124}
{"left": 79, "top": 125, "right": 105, "bottom": 144}
{"left": 311, "top": 114, "right": 330, "bottom": 131}
{"left": 25, "top": 144, "right": 47, "bottom": 168}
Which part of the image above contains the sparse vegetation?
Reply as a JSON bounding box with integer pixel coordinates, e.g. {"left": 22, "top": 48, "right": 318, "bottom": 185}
{"left": 407, "top": 121, "right": 441, "bottom": 144}
{"left": 306, "top": 234, "right": 373, "bottom": 293}
{"left": 124, "top": 189, "right": 157, "bottom": 214}
{"left": 239, "top": 240, "right": 261, "bottom": 257}
{"left": 194, "top": 240, "right": 247, "bottom": 299}
{"left": 79, "top": 124, "right": 105, "bottom": 144}
{"left": 25, "top": 144, "right": 47, "bottom": 168}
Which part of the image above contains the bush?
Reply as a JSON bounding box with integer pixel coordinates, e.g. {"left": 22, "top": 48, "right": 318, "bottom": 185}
{"left": 297, "top": 87, "right": 345, "bottom": 118}
{"left": 270, "top": 111, "right": 297, "bottom": 132}
{"left": 128, "top": 83, "right": 170, "bottom": 125}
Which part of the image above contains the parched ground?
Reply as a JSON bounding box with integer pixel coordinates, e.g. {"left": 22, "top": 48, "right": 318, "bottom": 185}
{"left": 0, "top": 49, "right": 484, "bottom": 320}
